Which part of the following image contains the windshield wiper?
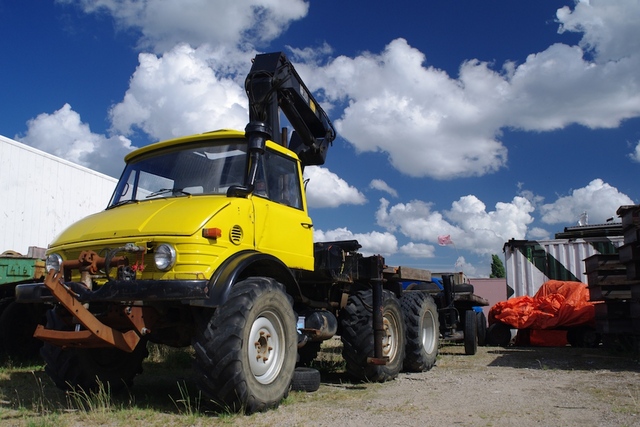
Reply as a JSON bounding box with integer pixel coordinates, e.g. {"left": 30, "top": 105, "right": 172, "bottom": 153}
{"left": 145, "top": 188, "right": 191, "bottom": 198}
{"left": 107, "top": 199, "right": 138, "bottom": 210}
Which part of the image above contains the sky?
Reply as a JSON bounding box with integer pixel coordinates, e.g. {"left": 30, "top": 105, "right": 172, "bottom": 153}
{"left": 1, "top": 0, "right": 639, "bottom": 277}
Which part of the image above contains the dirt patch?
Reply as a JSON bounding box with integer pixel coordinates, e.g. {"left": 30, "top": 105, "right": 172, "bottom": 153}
{"left": 242, "top": 342, "right": 640, "bottom": 427}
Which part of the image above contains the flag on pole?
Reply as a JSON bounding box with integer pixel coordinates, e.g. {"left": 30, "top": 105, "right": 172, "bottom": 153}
{"left": 437, "top": 234, "right": 453, "bottom": 246}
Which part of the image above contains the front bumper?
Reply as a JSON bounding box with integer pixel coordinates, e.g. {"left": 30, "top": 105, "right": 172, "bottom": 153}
{"left": 16, "top": 268, "right": 210, "bottom": 352}
{"left": 16, "top": 278, "right": 209, "bottom": 304}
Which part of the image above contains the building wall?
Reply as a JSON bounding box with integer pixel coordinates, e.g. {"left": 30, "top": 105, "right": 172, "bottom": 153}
{"left": 468, "top": 278, "right": 507, "bottom": 317}
{"left": 0, "top": 135, "right": 117, "bottom": 255}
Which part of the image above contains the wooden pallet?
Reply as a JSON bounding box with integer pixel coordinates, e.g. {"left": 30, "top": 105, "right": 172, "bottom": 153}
{"left": 589, "top": 282, "right": 640, "bottom": 301}
{"left": 595, "top": 300, "right": 640, "bottom": 319}
{"left": 596, "top": 317, "right": 640, "bottom": 335}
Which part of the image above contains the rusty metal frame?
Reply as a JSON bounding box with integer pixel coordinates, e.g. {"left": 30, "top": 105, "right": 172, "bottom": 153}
{"left": 34, "top": 252, "right": 145, "bottom": 352}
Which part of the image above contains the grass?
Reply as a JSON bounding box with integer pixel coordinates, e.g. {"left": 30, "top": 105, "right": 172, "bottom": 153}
{"left": 0, "top": 340, "right": 361, "bottom": 426}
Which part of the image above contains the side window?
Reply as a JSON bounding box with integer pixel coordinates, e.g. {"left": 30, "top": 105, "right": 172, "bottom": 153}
{"left": 262, "top": 151, "right": 302, "bottom": 209}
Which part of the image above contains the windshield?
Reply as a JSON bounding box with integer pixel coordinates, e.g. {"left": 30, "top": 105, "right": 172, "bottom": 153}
{"left": 108, "top": 139, "right": 247, "bottom": 207}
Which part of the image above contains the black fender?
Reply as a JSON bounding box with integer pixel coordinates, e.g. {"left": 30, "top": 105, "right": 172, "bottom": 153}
{"left": 201, "top": 250, "right": 302, "bottom": 307}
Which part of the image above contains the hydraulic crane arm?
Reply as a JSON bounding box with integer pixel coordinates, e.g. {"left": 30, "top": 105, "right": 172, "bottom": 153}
{"left": 228, "top": 52, "right": 336, "bottom": 198}
{"left": 245, "top": 52, "right": 336, "bottom": 167}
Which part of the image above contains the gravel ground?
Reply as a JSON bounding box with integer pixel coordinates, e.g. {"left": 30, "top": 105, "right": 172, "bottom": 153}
{"left": 239, "top": 342, "right": 640, "bottom": 427}
{"left": 2, "top": 339, "right": 638, "bottom": 426}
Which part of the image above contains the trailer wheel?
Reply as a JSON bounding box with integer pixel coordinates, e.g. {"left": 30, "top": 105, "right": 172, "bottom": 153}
{"left": 400, "top": 291, "right": 439, "bottom": 372}
{"left": 464, "top": 310, "right": 478, "bottom": 355}
{"left": 340, "top": 289, "right": 405, "bottom": 382}
{"left": 0, "top": 301, "right": 46, "bottom": 360}
{"left": 476, "top": 311, "right": 487, "bottom": 347}
{"left": 486, "top": 321, "right": 512, "bottom": 347}
{"left": 40, "top": 307, "right": 148, "bottom": 393}
{"left": 193, "top": 277, "right": 297, "bottom": 414}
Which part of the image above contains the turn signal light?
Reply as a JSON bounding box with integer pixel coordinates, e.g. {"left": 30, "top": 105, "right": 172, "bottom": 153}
{"left": 202, "top": 228, "right": 222, "bottom": 239}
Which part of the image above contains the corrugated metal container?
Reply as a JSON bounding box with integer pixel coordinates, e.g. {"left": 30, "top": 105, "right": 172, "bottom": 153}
{"left": 0, "top": 135, "right": 118, "bottom": 254}
{"left": 504, "top": 236, "right": 623, "bottom": 297}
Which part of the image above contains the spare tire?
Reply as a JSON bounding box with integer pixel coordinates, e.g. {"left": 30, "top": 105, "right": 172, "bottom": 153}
{"left": 291, "top": 367, "right": 321, "bottom": 392}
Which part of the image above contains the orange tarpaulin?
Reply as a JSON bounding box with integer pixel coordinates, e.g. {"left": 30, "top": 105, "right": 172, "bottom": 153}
{"left": 488, "top": 280, "right": 597, "bottom": 330}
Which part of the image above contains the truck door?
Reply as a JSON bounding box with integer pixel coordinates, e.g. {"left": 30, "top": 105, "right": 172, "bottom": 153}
{"left": 251, "top": 149, "right": 314, "bottom": 271}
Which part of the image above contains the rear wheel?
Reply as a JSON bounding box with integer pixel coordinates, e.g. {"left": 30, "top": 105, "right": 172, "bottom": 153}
{"left": 340, "top": 289, "right": 405, "bottom": 382}
{"left": 41, "top": 307, "right": 148, "bottom": 393}
{"left": 400, "top": 291, "right": 439, "bottom": 372}
{"left": 464, "top": 310, "right": 478, "bottom": 355}
{"left": 0, "top": 301, "right": 46, "bottom": 360}
{"left": 193, "top": 277, "right": 297, "bottom": 414}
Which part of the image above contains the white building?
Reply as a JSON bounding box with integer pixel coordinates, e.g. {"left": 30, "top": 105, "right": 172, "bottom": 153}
{"left": 0, "top": 135, "right": 117, "bottom": 255}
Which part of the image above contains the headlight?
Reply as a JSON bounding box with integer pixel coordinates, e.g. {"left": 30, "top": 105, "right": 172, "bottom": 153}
{"left": 154, "top": 244, "right": 176, "bottom": 271}
{"left": 45, "top": 253, "right": 63, "bottom": 272}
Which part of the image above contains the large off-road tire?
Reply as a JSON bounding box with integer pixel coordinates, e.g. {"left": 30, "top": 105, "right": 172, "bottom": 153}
{"left": 400, "top": 291, "right": 439, "bottom": 372}
{"left": 463, "top": 310, "right": 478, "bottom": 355}
{"left": 340, "top": 289, "right": 405, "bottom": 382}
{"left": 193, "top": 277, "right": 297, "bottom": 414}
{"left": 40, "top": 307, "right": 148, "bottom": 393}
{"left": 0, "top": 301, "right": 46, "bottom": 360}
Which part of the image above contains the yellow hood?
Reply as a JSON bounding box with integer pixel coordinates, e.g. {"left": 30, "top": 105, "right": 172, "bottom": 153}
{"left": 51, "top": 197, "right": 230, "bottom": 246}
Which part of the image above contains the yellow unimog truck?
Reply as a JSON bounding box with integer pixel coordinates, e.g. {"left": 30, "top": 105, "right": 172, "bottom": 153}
{"left": 16, "top": 52, "right": 445, "bottom": 413}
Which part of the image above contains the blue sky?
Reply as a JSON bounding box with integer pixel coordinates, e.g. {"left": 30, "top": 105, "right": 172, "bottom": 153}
{"left": 1, "top": 0, "right": 639, "bottom": 277}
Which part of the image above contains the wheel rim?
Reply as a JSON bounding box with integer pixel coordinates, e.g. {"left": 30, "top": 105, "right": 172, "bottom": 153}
{"left": 382, "top": 310, "right": 400, "bottom": 360}
{"left": 248, "top": 310, "right": 285, "bottom": 385}
{"left": 420, "top": 307, "right": 437, "bottom": 354}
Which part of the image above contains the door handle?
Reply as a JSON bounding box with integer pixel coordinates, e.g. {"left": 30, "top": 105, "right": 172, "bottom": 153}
{"left": 301, "top": 222, "right": 313, "bottom": 229}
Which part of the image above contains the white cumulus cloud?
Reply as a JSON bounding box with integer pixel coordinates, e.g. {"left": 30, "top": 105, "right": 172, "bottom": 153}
{"left": 630, "top": 141, "right": 640, "bottom": 163}
{"left": 376, "top": 195, "right": 534, "bottom": 255}
{"left": 110, "top": 44, "right": 251, "bottom": 140}
{"left": 304, "top": 166, "right": 366, "bottom": 208}
{"left": 313, "top": 227, "right": 398, "bottom": 256}
{"left": 369, "top": 179, "right": 398, "bottom": 198}
{"left": 305, "top": 39, "right": 509, "bottom": 180}
{"left": 557, "top": 0, "right": 640, "bottom": 63}
{"left": 539, "top": 179, "right": 634, "bottom": 224}
{"left": 16, "top": 104, "right": 133, "bottom": 177}
{"left": 57, "top": 0, "right": 309, "bottom": 53}
{"left": 399, "top": 242, "right": 436, "bottom": 258}
{"left": 296, "top": 1, "right": 640, "bottom": 180}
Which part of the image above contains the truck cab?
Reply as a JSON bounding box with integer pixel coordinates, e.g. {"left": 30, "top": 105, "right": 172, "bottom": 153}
{"left": 104, "top": 129, "right": 315, "bottom": 274}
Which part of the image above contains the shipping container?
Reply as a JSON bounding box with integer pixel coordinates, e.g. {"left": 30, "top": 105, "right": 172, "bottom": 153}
{"left": 503, "top": 233, "right": 623, "bottom": 298}
{"left": 0, "top": 135, "right": 118, "bottom": 254}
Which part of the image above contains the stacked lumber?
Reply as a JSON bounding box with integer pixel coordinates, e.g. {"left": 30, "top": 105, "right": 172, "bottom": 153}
{"left": 585, "top": 205, "right": 640, "bottom": 346}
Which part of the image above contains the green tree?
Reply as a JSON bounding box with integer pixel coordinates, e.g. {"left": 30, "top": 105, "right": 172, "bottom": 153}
{"left": 490, "top": 254, "right": 505, "bottom": 278}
